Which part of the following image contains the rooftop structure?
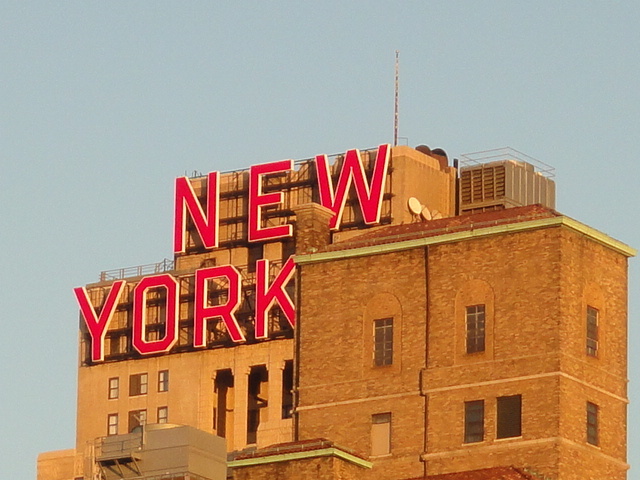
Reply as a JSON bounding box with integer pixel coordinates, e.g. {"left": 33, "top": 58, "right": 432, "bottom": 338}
{"left": 37, "top": 143, "right": 634, "bottom": 480}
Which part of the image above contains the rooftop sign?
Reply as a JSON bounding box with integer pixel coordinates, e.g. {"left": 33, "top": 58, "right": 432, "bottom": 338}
{"left": 75, "top": 144, "right": 391, "bottom": 363}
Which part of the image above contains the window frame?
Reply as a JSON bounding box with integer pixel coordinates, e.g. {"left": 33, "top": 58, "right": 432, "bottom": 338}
{"left": 128, "top": 409, "right": 147, "bottom": 432}
{"left": 587, "top": 401, "right": 599, "bottom": 446}
{"left": 371, "top": 412, "right": 392, "bottom": 456}
{"left": 586, "top": 306, "right": 599, "bottom": 357}
{"left": 496, "top": 394, "right": 522, "bottom": 439}
{"left": 464, "top": 400, "right": 484, "bottom": 443}
{"left": 158, "top": 370, "right": 169, "bottom": 392}
{"left": 282, "top": 360, "right": 294, "bottom": 419}
{"left": 108, "top": 377, "right": 119, "bottom": 400}
{"left": 129, "top": 373, "right": 148, "bottom": 396}
{"left": 157, "top": 406, "right": 168, "bottom": 424}
{"left": 465, "top": 305, "right": 486, "bottom": 354}
{"left": 373, "top": 317, "right": 394, "bottom": 366}
{"left": 107, "top": 413, "right": 118, "bottom": 436}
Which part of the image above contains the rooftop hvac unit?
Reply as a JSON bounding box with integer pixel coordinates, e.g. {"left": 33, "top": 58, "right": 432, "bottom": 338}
{"left": 458, "top": 149, "right": 556, "bottom": 214}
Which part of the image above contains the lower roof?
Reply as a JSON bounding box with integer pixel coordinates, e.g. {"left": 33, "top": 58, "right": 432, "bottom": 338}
{"left": 295, "top": 205, "right": 635, "bottom": 264}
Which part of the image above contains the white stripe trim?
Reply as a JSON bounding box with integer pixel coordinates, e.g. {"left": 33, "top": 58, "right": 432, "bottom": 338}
{"left": 423, "top": 371, "right": 628, "bottom": 403}
{"left": 228, "top": 447, "right": 373, "bottom": 469}
{"left": 421, "top": 436, "right": 628, "bottom": 469}
{"left": 296, "top": 391, "right": 420, "bottom": 412}
{"left": 297, "top": 372, "right": 627, "bottom": 414}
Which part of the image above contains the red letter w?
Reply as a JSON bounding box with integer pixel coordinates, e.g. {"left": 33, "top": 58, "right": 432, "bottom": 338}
{"left": 314, "top": 144, "right": 390, "bottom": 230}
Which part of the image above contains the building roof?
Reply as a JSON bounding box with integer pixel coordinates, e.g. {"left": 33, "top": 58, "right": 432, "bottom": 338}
{"left": 228, "top": 438, "right": 373, "bottom": 470}
{"left": 403, "top": 466, "right": 538, "bottom": 480}
{"left": 231, "top": 438, "right": 365, "bottom": 461}
{"left": 229, "top": 442, "right": 539, "bottom": 479}
{"left": 325, "top": 205, "right": 559, "bottom": 253}
{"left": 294, "top": 203, "right": 635, "bottom": 264}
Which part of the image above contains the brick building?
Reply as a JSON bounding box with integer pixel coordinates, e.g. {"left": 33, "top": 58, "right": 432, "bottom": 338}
{"left": 37, "top": 144, "right": 634, "bottom": 480}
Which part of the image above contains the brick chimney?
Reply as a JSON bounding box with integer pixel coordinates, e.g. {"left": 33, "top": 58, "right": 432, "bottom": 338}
{"left": 292, "top": 203, "right": 334, "bottom": 254}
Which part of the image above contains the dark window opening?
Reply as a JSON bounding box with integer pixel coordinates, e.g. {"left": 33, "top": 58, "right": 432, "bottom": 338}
{"left": 466, "top": 305, "right": 486, "bottom": 354}
{"left": 374, "top": 318, "right": 393, "bottom": 366}
{"left": 464, "top": 400, "right": 484, "bottom": 443}
{"left": 128, "top": 409, "right": 146, "bottom": 432}
{"left": 282, "top": 360, "right": 294, "bottom": 419}
{"left": 247, "top": 244, "right": 264, "bottom": 273}
{"left": 282, "top": 239, "right": 296, "bottom": 261}
{"left": 497, "top": 395, "right": 522, "bottom": 438}
{"left": 109, "top": 335, "right": 122, "bottom": 356}
{"left": 129, "top": 373, "right": 148, "bottom": 396}
{"left": 247, "top": 365, "right": 268, "bottom": 444}
{"left": 214, "top": 369, "right": 234, "bottom": 438}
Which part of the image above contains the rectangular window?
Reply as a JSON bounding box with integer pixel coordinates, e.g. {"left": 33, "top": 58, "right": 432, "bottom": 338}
{"left": 107, "top": 414, "right": 118, "bottom": 436}
{"left": 108, "top": 377, "right": 119, "bottom": 399}
{"left": 282, "top": 239, "right": 296, "bottom": 261}
{"left": 282, "top": 360, "right": 294, "bottom": 419}
{"left": 464, "top": 400, "right": 484, "bottom": 443}
{"left": 374, "top": 318, "right": 393, "bottom": 366}
{"left": 157, "top": 406, "right": 168, "bottom": 424}
{"left": 214, "top": 369, "right": 234, "bottom": 438}
{"left": 108, "top": 335, "right": 122, "bottom": 356}
{"left": 586, "top": 306, "right": 599, "bottom": 357}
{"left": 128, "top": 409, "right": 147, "bottom": 432}
{"left": 587, "top": 402, "right": 599, "bottom": 446}
{"left": 497, "top": 395, "right": 522, "bottom": 439}
{"left": 129, "top": 373, "right": 148, "bottom": 396}
{"left": 247, "top": 244, "right": 264, "bottom": 273}
{"left": 371, "top": 413, "right": 391, "bottom": 456}
{"left": 158, "top": 370, "right": 169, "bottom": 392}
{"left": 246, "top": 365, "right": 268, "bottom": 445}
{"left": 466, "top": 305, "right": 486, "bottom": 354}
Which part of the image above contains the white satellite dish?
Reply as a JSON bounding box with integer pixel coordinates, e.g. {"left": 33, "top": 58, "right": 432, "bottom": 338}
{"left": 420, "top": 206, "right": 432, "bottom": 221}
{"left": 431, "top": 209, "right": 443, "bottom": 220}
{"left": 407, "top": 197, "right": 422, "bottom": 215}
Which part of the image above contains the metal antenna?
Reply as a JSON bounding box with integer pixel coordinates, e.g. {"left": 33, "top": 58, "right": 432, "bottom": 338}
{"left": 394, "top": 50, "right": 399, "bottom": 147}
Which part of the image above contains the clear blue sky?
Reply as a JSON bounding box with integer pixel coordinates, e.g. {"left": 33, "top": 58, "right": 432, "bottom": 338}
{"left": 1, "top": 2, "right": 639, "bottom": 478}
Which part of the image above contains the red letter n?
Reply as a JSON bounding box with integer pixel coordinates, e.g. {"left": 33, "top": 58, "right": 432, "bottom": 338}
{"left": 174, "top": 172, "right": 220, "bottom": 253}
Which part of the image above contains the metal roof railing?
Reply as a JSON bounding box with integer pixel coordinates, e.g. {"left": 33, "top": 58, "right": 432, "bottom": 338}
{"left": 459, "top": 147, "right": 555, "bottom": 178}
{"left": 99, "top": 258, "right": 175, "bottom": 282}
{"left": 95, "top": 432, "right": 143, "bottom": 461}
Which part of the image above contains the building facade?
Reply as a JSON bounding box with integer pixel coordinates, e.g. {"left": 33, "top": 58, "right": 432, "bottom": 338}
{"left": 37, "top": 144, "right": 634, "bottom": 480}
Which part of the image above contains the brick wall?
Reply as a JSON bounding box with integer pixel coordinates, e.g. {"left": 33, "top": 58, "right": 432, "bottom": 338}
{"left": 296, "top": 222, "right": 630, "bottom": 480}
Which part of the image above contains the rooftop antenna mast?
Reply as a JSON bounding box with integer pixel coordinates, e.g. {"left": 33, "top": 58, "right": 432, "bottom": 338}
{"left": 394, "top": 50, "right": 399, "bottom": 147}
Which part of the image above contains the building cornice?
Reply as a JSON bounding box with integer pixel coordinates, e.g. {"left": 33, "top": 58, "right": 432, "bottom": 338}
{"left": 228, "top": 446, "right": 373, "bottom": 469}
{"left": 420, "top": 436, "right": 629, "bottom": 469}
{"left": 294, "top": 216, "right": 636, "bottom": 265}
